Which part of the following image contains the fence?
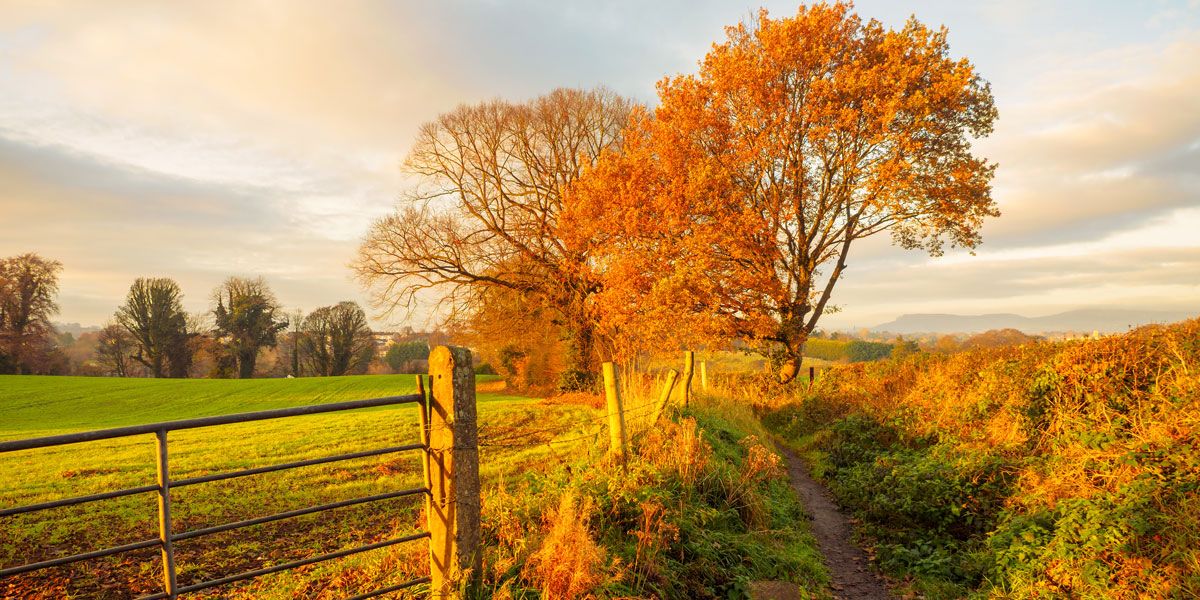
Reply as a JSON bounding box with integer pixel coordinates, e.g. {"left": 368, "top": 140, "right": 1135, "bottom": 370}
{"left": 0, "top": 345, "right": 479, "bottom": 599}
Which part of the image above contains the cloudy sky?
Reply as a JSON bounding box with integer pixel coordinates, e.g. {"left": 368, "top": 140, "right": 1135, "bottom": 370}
{"left": 1, "top": 1, "right": 1197, "bottom": 331}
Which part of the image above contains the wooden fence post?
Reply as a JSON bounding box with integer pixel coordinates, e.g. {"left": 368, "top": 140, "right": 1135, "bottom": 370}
{"left": 602, "top": 362, "right": 627, "bottom": 467}
{"left": 700, "top": 360, "right": 708, "bottom": 391}
{"left": 650, "top": 369, "right": 680, "bottom": 424}
{"left": 808, "top": 366, "right": 815, "bottom": 387}
{"left": 427, "top": 346, "right": 480, "bottom": 597}
{"left": 681, "top": 351, "right": 695, "bottom": 407}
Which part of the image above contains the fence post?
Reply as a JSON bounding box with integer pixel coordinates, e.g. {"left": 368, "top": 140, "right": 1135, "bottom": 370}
{"left": 427, "top": 346, "right": 480, "bottom": 597}
{"left": 416, "top": 375, "right": 433, "bottom": 529}
{"left": 650, "top": 369, "right": 680, "bottom": 424}
{"left": 681, "top": 351, "right": 695, "bottom": 407}
{"left": 808, "top": 366, "right": 815, "bottom": 387}
{"left": 602, "top": 362, "right": 627, "bottom": 468}
{"left": 700, "top": 360, "right": 708, "bottom": 391}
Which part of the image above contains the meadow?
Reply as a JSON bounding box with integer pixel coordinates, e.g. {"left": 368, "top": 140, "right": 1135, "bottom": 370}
{"left": 0, "top": 374, "right": 587, "bottom": 598}
{"left": 1, "top": 372, "right": 826, "bottom": 599}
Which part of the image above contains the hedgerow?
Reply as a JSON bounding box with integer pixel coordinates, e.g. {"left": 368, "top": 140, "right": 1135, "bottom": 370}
{"left": 766, "top": 318, "right": 1200, "bottom": 599}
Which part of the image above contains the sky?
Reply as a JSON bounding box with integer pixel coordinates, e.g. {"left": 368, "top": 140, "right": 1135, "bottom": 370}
{"left": 1, "top": 0, "right": 1197, "bottom": 331}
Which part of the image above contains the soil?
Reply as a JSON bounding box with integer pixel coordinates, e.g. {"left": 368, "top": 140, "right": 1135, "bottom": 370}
{"left": 766, "top": 445, "right": 896, "bottom": 600}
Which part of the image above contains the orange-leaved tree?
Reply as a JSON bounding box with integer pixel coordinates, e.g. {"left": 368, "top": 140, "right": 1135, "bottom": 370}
{"left": 564, "top": 4, "right": 999, "bottom": 382}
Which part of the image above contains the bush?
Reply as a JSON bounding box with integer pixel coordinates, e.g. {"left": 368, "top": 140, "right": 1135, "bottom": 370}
{"left": 802, "top": 338, "right": 846, "bottom": 361}
{"left": 844, "top": 340, "right": 893, "bottom": 362}
{"left": 766, "top": 317, "right": 1200, "bottom": 599}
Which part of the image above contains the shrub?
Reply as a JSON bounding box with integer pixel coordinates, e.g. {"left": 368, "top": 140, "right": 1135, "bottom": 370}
{"left": 767, "top": 317, "right": 1200, "bottom": 598}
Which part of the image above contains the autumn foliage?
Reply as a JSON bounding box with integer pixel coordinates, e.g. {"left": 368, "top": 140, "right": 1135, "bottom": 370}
{"left": 768, "top": 318, "right": 1200, "bottom": 598}
{"left": 564, "top": 3, "right": 998, "bottom": 379}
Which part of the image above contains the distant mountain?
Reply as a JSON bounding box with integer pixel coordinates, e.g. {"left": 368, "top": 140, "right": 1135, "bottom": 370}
{"left": 870, "top": 309, "right": 1196, "bottom": 335}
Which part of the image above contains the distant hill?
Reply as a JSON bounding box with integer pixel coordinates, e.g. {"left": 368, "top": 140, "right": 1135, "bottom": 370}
{"left": 870, "top": 309, "right": 1196, "bottom": 335}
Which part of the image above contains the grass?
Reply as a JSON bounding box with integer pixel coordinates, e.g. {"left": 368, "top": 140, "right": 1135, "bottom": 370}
{"left": 764, "top": 318, "right": 1200, "bottom": 599}
{"left": 642, "top": 351, "right": 832, "bottom": 375}
{"left": 1, "top": 373, "right": 830, "bottom": 599}
{"left": 476, "top": 388, "right": 829, "bottom": 599}
{"left": 0, "top": 374, "right": 594, "bottom": 599}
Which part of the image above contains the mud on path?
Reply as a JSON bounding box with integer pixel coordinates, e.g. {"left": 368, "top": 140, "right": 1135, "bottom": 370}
{"left": 779, "top": 445, "right": 894, "bottom": 600}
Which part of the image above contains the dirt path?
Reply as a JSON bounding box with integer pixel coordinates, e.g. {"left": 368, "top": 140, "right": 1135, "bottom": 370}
{"left": 779, "top": 445, "right": 894, "bottom": 600}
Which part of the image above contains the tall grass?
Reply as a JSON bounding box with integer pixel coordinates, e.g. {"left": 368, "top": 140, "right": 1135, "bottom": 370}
{"left": 766, "top": 318, "right": 1200, "bottom": 599}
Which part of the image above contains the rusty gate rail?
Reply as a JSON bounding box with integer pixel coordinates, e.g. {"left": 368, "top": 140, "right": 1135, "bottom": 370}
{"left": 0, "top": 393, "right": 432, "bottom": 599}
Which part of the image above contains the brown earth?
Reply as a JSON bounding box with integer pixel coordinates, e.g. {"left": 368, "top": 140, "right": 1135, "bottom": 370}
{"left": 759, "top": 445, "right": 896, "bottom": 600}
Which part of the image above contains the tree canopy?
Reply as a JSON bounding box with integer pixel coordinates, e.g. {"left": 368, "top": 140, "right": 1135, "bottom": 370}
{"left": 299, "top": 301, "right": 374, "bottom": 377}
{"left": 116, "top": 277, "right": 192, "bottom": 378}
{"left": 0, "top": 253, "right": 63, "bottom": 374}
{"left": 565, "top": 4, "right": 998, "bottom": 381}
{"left": 355, "top": 87, "right": 633, "bottom": 386}
{"left": 212, "top": 276, "right": 288, "bottom": 379}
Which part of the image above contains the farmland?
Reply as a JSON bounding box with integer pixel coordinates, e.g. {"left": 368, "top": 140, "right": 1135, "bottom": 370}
{"left": 1, "top": 373, "right": 825, "bottom": 599}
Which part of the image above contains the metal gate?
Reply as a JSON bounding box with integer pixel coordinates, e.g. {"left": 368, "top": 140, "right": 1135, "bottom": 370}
{"left": 0, "top": 392, "right": 433, "bottom": 599}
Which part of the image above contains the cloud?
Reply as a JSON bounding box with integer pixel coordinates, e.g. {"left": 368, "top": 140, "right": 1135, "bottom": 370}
{"left": 1, "top": 0, "right": 1197, "bottom": 331}
{"left": 0, "top": 134, "right": 371, "bottom": 326}
{"left": 974, "top": 33, "right": 1200, "bottom": 248}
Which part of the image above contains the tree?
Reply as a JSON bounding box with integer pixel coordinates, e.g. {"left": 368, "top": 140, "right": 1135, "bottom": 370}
{"left": 845, "top": 340, "right": 893, "bottom": 362}
{"left": 567, "top": 4, "right": 998, "bottom": 382}
{"left": 891, "top": 339, "right": 920, "bottom": 360}
{"left": 298, "top": 301, "right": 374, "bottom": 377}
{"left": 0, "top": 253, "right": 63, "bottom": 374}
{"left": 384, "top": 339, "right": 430, "bottom": 373}
{"left": 276, "top": 308, "right": 304, "bottom": 377}
{"left": 212, "top": 277, "right": 288, "bottom": 379}
{"left": 116, "top": 277, "right": 192, "bottom": 378}
{"left": 354, "top": 87, "right": 633, "bottom": 387}
{"left": 95, "top": 322, "right": 136, "bottom": 377}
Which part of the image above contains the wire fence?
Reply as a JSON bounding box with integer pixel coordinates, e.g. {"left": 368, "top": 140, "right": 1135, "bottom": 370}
{"left": 476, "top": 378, "right": 674, "bottom": 450}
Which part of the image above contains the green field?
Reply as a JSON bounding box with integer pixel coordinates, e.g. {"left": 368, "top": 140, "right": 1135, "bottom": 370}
{"left": 1, "top": 374, "right": 827, "bottom": 599}
{"left": 0, "top": 374, "right": 597, "bottom": 599}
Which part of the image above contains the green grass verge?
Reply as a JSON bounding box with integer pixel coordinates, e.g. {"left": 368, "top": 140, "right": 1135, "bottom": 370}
{"left": 1, "top": 375, "right": 829, "bottom": 600}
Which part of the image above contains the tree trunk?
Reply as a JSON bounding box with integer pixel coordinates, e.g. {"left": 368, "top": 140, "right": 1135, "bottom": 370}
{"left": 560, "top": 321, "right": 597, "bottom": 391}
{"left": 238, "top": 349, "right": 256, "bottom": 379}
{"left": 778, "top": 354, "right": 800, "bottom": 384}
{"left": 776, "top": 331, "right": 808, "bottom": 384}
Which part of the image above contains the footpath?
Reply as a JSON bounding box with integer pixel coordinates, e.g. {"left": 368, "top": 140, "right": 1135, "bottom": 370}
{"left": 752, "top": 446, "right": 895, "bottom": 600}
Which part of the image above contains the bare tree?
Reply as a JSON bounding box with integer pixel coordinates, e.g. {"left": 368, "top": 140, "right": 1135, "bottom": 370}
{"left": 95, "top": 322, "right": 136, "bottom": 377}
{"left": 354, "top": 87, "right": 632, "bottom": 386}
{"left": 0, "top": 253, "right": 63, "bottom": 374}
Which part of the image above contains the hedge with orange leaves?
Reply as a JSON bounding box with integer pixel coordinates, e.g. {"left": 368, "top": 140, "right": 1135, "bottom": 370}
{"left": 768, "top": 318, "right": 1199, "bottom": 599}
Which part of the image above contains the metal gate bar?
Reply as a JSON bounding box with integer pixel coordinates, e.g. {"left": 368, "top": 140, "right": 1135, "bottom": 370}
{"left": 0, "top": 392, "right": 432, "bottom": 599}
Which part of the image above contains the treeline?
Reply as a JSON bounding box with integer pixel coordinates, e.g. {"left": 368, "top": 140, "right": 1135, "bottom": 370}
{"left": 0, "top": 252, "right": 432, "bottom": 379}
{"left": 803, "top": 339, "right": 895, "bottom": 363}
{"left": 800, "top": 328, "right": 1044, "bottom": 365}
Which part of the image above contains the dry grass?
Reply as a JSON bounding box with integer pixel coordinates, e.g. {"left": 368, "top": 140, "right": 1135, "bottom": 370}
{"left": 773, "top": 317, "right": 1200, "bottom": 598}
{"left": 523, "top": 490, "right": 609, "bottom": 600}
{"left": 636, "top": 417, "right": 711, "bottom": 486}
